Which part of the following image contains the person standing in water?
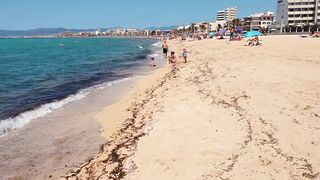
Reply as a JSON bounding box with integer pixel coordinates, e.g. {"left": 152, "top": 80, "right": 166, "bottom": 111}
{"left": 148, "top": 57, "right": 157, "bottom": 67}
{"left": 162, "top": 41, "right": 169, "bottom": 56}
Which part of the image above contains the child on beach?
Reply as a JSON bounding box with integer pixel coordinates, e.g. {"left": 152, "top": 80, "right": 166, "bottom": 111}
{"left": 148, "top": 57, "right": 157, "bottom": 67}
{"left": 182, "top": 48, "right": 191, "bottom": 63}
{"left": 168, "top": 51, "right": 177, "bottom": 65}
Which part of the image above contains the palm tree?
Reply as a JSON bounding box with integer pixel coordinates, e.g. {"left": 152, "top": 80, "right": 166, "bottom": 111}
{"left": 232, "top": 18, "right": 241, "bottom": 27}
{"left": 187, "top": 26, "right": 192, "bottom": 33}
{"left": 199, "top": 24, "right": 206, "bottom": 32}
{"left": 311, "top": 23, "right": 320, "bottom": 32}
{"left": 194, "top": 26, "right": 199, "bottom": 33}
{"left": 190, "top": 23, "right": 196, "bottom": 33}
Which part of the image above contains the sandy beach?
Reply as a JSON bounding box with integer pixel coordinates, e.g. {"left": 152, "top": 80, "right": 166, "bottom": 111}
{"left": 1, "top": 35, "right": 319, "bottom": 180}
{"left": 58, "top": 35, "right": 320, "bottom": 180}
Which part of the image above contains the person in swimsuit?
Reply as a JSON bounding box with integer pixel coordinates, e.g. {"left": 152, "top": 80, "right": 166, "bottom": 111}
{"left": 168, "top": 51, "right": 176, "bottom": 65}
{"left": 230, "top": 28, "right": 235, "bottom": 41}
{"left": 162, "top": 41, "right": 169, "bottom": 56}
{"left": 254, "top": 36, "right": 260, "bottom": 46}
{"left": 148, "top": 57, "right": 157, "bottom": 67}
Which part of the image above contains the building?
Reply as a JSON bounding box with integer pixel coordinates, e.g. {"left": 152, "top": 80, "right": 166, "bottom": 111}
{"left": 194, "top": 22, "right": 211, "bottom": 32}
{"left": 209, "top": 21, "right": 228, "bottom": 31}
{"left": 95, "top": 29, "right": 101, "bottom": 36}
{"left": 243, "top": 11, "right": 275, "bottom": 31}
{"left": 276, "top": 0, "right": 320, "bottom": 28}
{"left": 217, "top": 7, "right": 238, "bottom": 21}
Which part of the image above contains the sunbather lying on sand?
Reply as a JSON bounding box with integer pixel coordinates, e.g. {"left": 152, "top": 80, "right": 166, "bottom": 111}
{"left": 247, "top": 36, "right": 261, "bottom": 47}
{"left": 310, "top": 31, "right": 320, "bottom": 38}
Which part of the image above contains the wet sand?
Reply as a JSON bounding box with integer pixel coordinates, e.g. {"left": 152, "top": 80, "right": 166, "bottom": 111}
{"left": 0, "top": 78, "right": 135, "bottom": 179}
{"left": 64, "top": 35, "right": 320, "bottom": 180}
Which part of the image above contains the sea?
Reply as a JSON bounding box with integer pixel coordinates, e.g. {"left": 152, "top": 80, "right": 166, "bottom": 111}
{"left": 0, "top": 37, "right": 162, "bottom": 135}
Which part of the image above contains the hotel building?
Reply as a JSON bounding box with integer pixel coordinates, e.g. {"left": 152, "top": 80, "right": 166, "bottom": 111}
{"left": 217, "top": 7, "right": 238, "bottom": 21}
{"left": 244, "top": 12, "right": 275, "bottom": 31}
{"left": 276, "top": 0, "right": 320, "bottom": 27}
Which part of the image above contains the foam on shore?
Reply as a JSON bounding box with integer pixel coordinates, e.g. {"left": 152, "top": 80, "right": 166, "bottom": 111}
{"left": 0, "top": 78, "right": 131, "bottom": 136}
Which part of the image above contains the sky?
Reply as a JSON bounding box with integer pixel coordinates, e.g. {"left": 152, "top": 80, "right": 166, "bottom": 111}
{"left": 0, "top": 0, "right": 276, "bottom": 30}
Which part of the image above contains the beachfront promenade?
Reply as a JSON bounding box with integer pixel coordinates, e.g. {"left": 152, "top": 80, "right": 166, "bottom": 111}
{"left": 63, "top": 35, "right": 320, "bottom": 180}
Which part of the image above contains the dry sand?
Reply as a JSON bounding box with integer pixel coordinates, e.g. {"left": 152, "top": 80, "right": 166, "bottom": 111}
{"left": 64, "top": 35, "right": 320, "bottom": 180}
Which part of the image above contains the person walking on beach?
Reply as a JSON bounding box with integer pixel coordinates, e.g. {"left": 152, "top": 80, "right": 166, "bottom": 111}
{"left": 162, "top": 41, "right": 169, "bottom": 56}
{"left": 182, "top": 48, "right": 191, "bottom": 63}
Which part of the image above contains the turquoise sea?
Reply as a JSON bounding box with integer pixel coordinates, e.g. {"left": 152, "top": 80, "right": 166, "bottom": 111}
{"left": 0, "top": 37, "right": 161, "bottom": 134}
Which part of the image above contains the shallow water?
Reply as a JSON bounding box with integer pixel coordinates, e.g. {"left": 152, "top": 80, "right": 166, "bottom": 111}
{"left": 0, "top": 37, "right": 160, "bottom": 134}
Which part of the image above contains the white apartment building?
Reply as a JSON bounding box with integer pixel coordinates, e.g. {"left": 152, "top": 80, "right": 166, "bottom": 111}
{"left": 276, "top": 0, "right": 320, "bottom": 26}
{"left": 244, "top": 11, "right": 275, "bottom": 31}
{"left": 217, "top": 7, "right": 237, "bottom": 21}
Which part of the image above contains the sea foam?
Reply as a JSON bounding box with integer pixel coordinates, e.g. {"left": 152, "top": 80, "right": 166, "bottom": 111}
{"left": 0, "top": 78, "right": 131, "bottom": 136}
{"left": 152, "top": 41, "right": 162, "bottom": 47}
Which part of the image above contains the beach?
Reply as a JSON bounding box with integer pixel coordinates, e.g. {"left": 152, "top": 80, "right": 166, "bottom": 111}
{"left": 1, "top": 35, "right": 319, "bottom": 180}
{"left": 63, "top": 35, "right": 320, "bottom": 180}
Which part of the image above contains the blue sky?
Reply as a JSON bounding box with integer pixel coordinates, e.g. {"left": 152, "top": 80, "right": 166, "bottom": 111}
{"left": 0, "top": 0, "right": 276, "bottom": 30}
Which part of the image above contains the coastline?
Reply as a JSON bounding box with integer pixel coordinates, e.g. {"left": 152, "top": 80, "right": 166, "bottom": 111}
{"left": 1, "top": 35, "right": 319, "bottom": 179}
{"left": 0, "top": 39, "right": 165, "bottom": 179}
{"left": 0, "top": 76, "right": 134, "bottom": 179}
{"left": 64, "top": 35, "right": 320, "bottom": 179}
{"left": 0, "top": 38, "right": 162, "bottom": 135}
{"left": 0, "top": 36, "right": 160, "bottom": 40}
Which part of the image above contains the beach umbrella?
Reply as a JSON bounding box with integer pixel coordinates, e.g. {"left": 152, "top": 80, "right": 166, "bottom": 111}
{"left": 208, "top": 32, "right": 216, "bottom": 38}
{"left": 244, "top": 31, "right": 262, "bottom": 38}
{"left": 218, "top": 29, "right": 227, "bottom": 34}
{"left": 235, "top": 27, "right": 243, "bottom": 33}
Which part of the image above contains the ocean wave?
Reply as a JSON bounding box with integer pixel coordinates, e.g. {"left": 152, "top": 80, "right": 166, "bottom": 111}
{"left": 152, "top": 41, "right": 161, "bottom": 47}
{"left": 0, "top": 77, "right": 131, "bottom": 136}
{"left": 148, "top": 53, "right": 160, "bottom": 57}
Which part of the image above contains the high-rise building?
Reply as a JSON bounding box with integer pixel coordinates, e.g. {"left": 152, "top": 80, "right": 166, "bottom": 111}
{"left": 276, "top": 0, "right": 320, "bottom": 27}
{"left": 217, "top": 7, "right": 237, "bottom": 21}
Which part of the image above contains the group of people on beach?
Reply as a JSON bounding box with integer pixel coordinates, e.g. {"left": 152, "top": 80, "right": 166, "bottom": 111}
{"left": 247, "top": 36, "right": 261, "bottom": 47}
{"left": 149, "top": 40, "right": 190, "bottom": 68}
{"left": 162, "top": 41, "right": 190, "bottom": 65}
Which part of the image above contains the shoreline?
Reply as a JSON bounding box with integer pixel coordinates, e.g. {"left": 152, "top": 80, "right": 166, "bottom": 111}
{"left": 1, "top": 35, "right": 319, "bottom": 179}
{"left": 0, "top": 39, "right": 165, "bottom": 179}
{"left": 0, "top": 38, "right": 162, "bottom": 136}
{"left": 63, "top": 35, "right": 320, "bottom": 179}
{"left": 0, "top": 36, "right": 160, "bottom": 40}
{"left": 0, "top": 76, "right": 135, "bottom": 179}
{"left": 0, "top": 69, "right": 169, "bottom": 179}
{"left": 64, "top": 59, "right": 174, "bottom": 179}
